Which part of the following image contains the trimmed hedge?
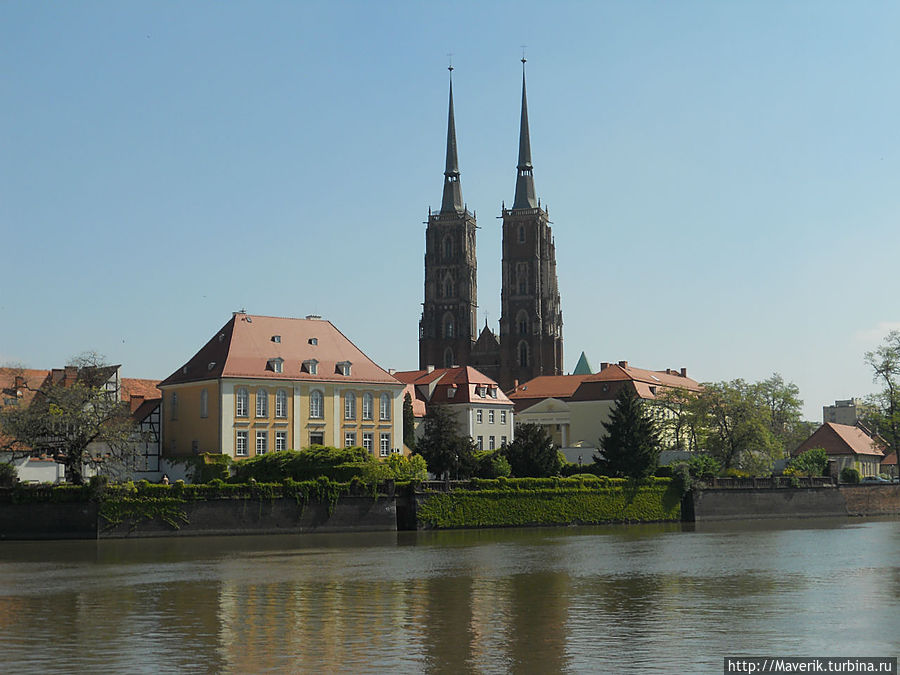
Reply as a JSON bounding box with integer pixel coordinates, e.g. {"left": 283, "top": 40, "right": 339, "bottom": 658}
{"left": 417, "top": 480, "right": 681, "bottom": 528}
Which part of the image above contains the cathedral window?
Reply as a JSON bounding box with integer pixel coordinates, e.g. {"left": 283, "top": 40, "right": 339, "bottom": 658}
{"left": 443, "top": 235, "right": 453, "bottom": 260}
{"left": 444, "top": 348, "right": 454, "bottom": 368}
{"left": 518, "top": 341, "right": 529, "bottom": 368}
{"left": 517, "top": 311, "right": 529, "bottom": 336}
{"left": 443, "top": 314, "right": 455, "bottom": 339}
{"left": 518, "top": 225, "right": 526, "bottom": 243}
{"left": 516, "top": 263, "right": 528, "bottom": 295}
{"left": 443, "top": 277, "right": 454, "bottom": 298}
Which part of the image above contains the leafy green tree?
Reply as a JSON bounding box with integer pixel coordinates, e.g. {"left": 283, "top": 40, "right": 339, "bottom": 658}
{"left": 785, "top": 448, "right": 828, "bottom": 477}
{"left": 756, "top": 373, "right": 814, "bottom": 454}
{"left": 415, "top": 405, "right": 476, "bottom": 479}
{"left": 472, "top": 450, "right": 511, "bottom": 478}
{"left": 595, "top": 385, "right": 661, "bottom": 479}
{"left": 654, "top": 386, "right": 706, "bottom": 452}
{"left": 402, "top": 392, "right": 417, "bottom": 451}
{"left": 687, "top": 454, "right": 721, "bottom": 480}
{"left": 864, "top": 331, "right": 900, "bottom": 458}
{"left": 0, "top": 353, "right": 138, "bottom": 485}
{"left": 503, "top": 423, "right": 560, "bottom": 477}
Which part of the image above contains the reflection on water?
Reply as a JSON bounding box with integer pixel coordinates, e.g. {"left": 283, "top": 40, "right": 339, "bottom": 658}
{"left": 0, "top": 520, "right": 897, "bottom": 673}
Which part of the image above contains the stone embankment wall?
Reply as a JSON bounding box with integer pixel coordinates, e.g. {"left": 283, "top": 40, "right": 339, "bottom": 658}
{"left": 690, "top": 484, "right": 900, "bottom": 522}
{"left": 0, "top": 496, "right": 396, "bottom": 540}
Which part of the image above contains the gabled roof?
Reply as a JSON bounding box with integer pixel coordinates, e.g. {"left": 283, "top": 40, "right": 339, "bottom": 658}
{"left": 160, "top": 313, "right": 401, "bottom": 388}
{"left": 121, "top": 378, "right": 161, "bottom": 402}
{"left": 570, "top": 362, "right": 701, "bottom": 402}
{"left": 0, "top": 368, "right": 51, "bottom": 409}
{"left": 793, "top": 422, "right": 884, "bottom": 458}
{"left": 882, "top": 452, "right": 897, "bottom": 466}
{"left": 393, "top": 365, "right": 511, "bottom": 409}
{"left": 508, "top": 374, "right": 592, "bottom": 401}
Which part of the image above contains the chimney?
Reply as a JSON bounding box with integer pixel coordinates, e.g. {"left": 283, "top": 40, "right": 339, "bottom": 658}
{"left": 600, "top": 362, "right": 609, "bottom": 371}
{"left": 618, "top": 360, "right": 628, "bottom": 368}
{"left": 680, "top": 367, "right": 687, "bottom": 377}
{"left": 65, "top": 365, "right": 78, "bottom": 382}
{"left": 426, "top": 365, "right": 435, "bottom": 374}
{"left": 665, "top": 369, "right": 672, "bottom": 375}
{"left": 51, "top": 368, "right": 65, "bottom": 384}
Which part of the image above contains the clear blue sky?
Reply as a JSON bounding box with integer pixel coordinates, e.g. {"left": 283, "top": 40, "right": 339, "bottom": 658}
{"left": 3, "top": 2, "right": 899, "bottom": 421}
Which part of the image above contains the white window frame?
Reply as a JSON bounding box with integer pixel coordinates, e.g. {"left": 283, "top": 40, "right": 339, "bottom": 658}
{"left": 345, "top": 431, "right": 357, "bottom": 447}
{"left": 489, "top": 436, "right": 495, "bottom": 450}
{"left": 501, "top": 410, "right": 507, "bottom": 424}
{"left": 275, "top": 430, "right": 287, "bottom": 452}
{"left": 477, "top": 436, "right": 483, "bottom": 451}
{"left": 275, "top": 389, "right": 288, "bottom": 418}
{"left": 310, "top": 389, "right": 324, "bottom": 419}
{"left": 379, "top": 393, "right": 391, "bottom": 421}
{"left": 344, "top": 392, "right": 356, "bottom": 420}
{"left": 236, "top": 430, "right": 248, "bottom": 457}
{"left": 363, "top": 432, "right": 373, "bottom": 453}
{"left": 476, "top": 409, "right": 483, "bottom": 424}
{"left": 269, "top": 358, "right": 284, "bottom": 373}
{"left": 362, "top": 393, "right": 374, "bottom": 420}
{"left": 303, "top": 359, "right": 318, "bottom": 375}
{"left": 380, "top": 433, "right": 391, "bottom": 457}
{"left": 236, "top": 388, "right": 249, "bottom": 418}
{"left": 489, "top": 409, "right": 495, "bottom": 424}
{"left": 256, "top": 430, "right": 268, "bottom": 454}
{"left": 256, "top": 389, "right": 268, "bottom": 418}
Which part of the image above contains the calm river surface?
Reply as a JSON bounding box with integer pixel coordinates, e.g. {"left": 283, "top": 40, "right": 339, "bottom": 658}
{"left": 0, "top": 518, "right": 897, "bottom": 673}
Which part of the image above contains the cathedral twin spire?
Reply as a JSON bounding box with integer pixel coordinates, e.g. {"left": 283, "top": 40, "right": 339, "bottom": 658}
{"left": 439, "top": 60, "right": 538, "bottom": 214}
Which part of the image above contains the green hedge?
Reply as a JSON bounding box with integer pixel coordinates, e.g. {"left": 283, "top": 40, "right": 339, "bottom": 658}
{"left": 417, "top": 482, "right": 681, "bottom": 528}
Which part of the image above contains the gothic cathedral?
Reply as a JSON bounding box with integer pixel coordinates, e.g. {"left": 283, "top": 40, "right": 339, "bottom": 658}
{"left": 419, "top": 62, "right": 564, "bottom": 391}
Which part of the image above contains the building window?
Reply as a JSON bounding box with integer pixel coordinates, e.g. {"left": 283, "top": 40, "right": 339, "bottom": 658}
{"left": 200, "top": 389, "right": 208, "bottom": 418}
{"left": 275, "top": 431, "right": 287, "bottom": 451}
{"left": 236, "top": 388, "right": 249, "bottom": 417}
{"left": 490, "top": 387, "right": 497, "bottom": 399}
{"left": 344, "top": 392, "right": 356, "bottom": 420}
{"left": 447, "top": 385, "right": 457, "bottom": 398}
{"left": 380, "top": 433, "right": 391, "bottom": 457}
{"left": 256, "top": 389, "right": 268, "bottom": 417}
{"left": 476, "top": 409, "right": 483, "bottom": 424}
{"left": 443, "top": 234, "right": 453, "bottom": 260}
{"left": 379, "top": 393, "right": 391, "bottom": 421}
{"left": 309, "top": 431, "right": 324, "bottom": 446}
{"left": 501, "top": 435, "right": 507, "bottom": 446}
{"left": 272, "top": 335, "right": 281, "bottom": 343}
{"left": 256, "top": 430, "right": 268, "bottom": 454}
{"left": 443, "top": 347, "right": 454, "bottom": 368}
{"left": 362, "top": 393, "right": 374, "bottom": 420}
{"left": 501, "top": 410, "right": 507, "bottom": 424}
{"left": 236, "top": 430, "right": 248, "bottom": 457}
{"left": 170, "top": 393, "right": 178, "bottom": 420}
{"left": 268, "top": 358, "right": 284, "bottom": 373}
{"left": 477, "top": 436, "right": 483, "bottom": 451}
{"left": 303, "top": 359, "right": 318, "bottom": 375}
{"left": 310, "top": 390, "right": 323, "bottom": 419}
{"left": 443, "top": 277, "right": 454, "bottom": 298}
{"left": 191, "top": 439, "right": 199, "bottom": 454}
{"left": 517, "top": 311, "right": 529, "bottom": 336}
{"left": 363, "top": 432, "right": 373, "bottom": 453}
{"left": 518, "top": 341, "right": 529, "bottom": 367}
{"left": 489, "top": 410, "right": 495, "bottom": 424}
{"left": 443, "top": 314, "right": 454, "bottom": 339}
{"left": 275, "top": 389, "right": 287, "bottom": 418}
{"left": 337, "top": 361, "right": 352, "bottom": 377}
{"left": 489, "top": 436, "right": 495, "bottom": 450}
{"left": 518, "top": 225, "right": 525, "bottom": 243}
{"left": 345, "top": 431, "right": 357, "bottom": 447}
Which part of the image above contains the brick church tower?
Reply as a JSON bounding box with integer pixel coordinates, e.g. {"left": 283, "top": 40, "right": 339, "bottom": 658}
{"left": 418, "top": 67, "right": 479, "bottom": 371}
{"left": 497, "top": 59, "right": 564, "bottom": 390}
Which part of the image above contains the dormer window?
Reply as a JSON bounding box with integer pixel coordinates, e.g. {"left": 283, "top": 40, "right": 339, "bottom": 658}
{"left": 447, "top": 386, "right": 457, "bottom": 399}
{"left": 303, "top": 359, "right": 318, "bottom": 375}
{"left": 490, "top": 387, "right": 498, "bottom": 399}
{"left": 337, "top": 361, "right": 352, "bottom": 377}
{"left": 308, "top": 338, "right": 318, "bottom": 345}
{"left": 272, "top": 335, "right": 281, "bottom": 343}
{"left": 268, "top": 358, "right": 284, "bottom": 374}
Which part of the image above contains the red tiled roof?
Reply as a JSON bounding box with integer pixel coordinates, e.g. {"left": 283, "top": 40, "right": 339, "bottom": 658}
{"left": 507, "top": 374, "right": 592, "bottom": 401}
{"left": 121, "top": 378, "right": 161, "bottom": 401}
{"left": 794, "top": 423, "right": 884, "bottom": 458}
{"left": 0, "top": 368, "right": 51, "bottom": 409}
{"left": 882, "top": 452, "right": 897, "bottom": 466}
{"left": 159, "top": 313, "right": 400, "bottom": 387}
{"left": 571, "top": 363, "right": 701, "bottom": 402}
{"left": 394, "top": 366, "right": 511, "bottom": 408}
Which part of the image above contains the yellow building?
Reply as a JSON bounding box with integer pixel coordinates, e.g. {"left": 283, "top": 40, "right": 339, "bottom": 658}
{"left": 158, "top": 312, "right": 406, "bottom": 460}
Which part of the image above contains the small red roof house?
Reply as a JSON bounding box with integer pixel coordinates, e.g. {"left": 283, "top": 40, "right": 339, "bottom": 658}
{"left": 508, "top": 360, "right": 701, "bottom": 461}
{"left": 881, "top": 452, "right": 897, "bottom": 479}
{"left": 394, "top": 366, "right": 514, "bottom": 452}
{"left": 793, "top": 422, "right": 885, "bottom": 479}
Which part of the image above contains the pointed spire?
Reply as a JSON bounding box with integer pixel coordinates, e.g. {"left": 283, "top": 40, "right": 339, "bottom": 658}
{"left": 512, "top": 58, "right": 537, "bottom": 210}
{"left": 440, "top": 65, "right": 464, "bottom": 214}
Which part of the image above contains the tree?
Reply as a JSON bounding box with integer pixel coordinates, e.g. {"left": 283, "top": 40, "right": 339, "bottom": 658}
{"left": 864, "top": 331, "right": 900, "bottom": 458}
{"left": 503, "top": 423, "right": 560, "bottom": 477}
{"left": 402, "top": 392, "right": 417, "bottom": 451}
{"left": 654, "top": 386, "right": 706, "bottom": 452}
{"left": 595, "top": 385, "right": 661, "bottom": 479}
{"left": 785, "top": 448, "right": 828, "bottom": 477}
{"left": 415, "top": 405, "right": 476, "bottom": 479}
{"left": 756, "top": 373, "right": 812, "bottom": 454}
{"left": 697, "top": 379, "right": 780, "bottom": 474}
{"left": 0, "top": 353, "right": 138, "bottom": 484}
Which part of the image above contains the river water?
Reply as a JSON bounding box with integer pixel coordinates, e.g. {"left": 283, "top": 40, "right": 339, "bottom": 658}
{"left": 0, "top": 518, "right": 896, "bottom": 673}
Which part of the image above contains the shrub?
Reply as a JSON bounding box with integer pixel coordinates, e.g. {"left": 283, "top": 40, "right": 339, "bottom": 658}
{"left": 655, "top": 465, "right": 673, "bottom": 478}
{"left": 232, "top": 448, "right": 375, "bottom": 483}
{"left": 0, "top": 462, "right": 18, "bottom": 488}
{"left": 840, "top": 467, "right": 860, "bottom": 484}
{"left": 687, "top": 455, "right": 721, "bottom": 480}
{"left": 472, "top": 450, "right": 511, "bottom": 478}
{"left": 785, "top": 448, "right": 828, "bottom": 477}
{"left": 194, "top": 453, "right": 232, "bottom": 483}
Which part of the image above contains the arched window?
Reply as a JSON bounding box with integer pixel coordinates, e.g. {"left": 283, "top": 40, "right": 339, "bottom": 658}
{"left": 516, "top": 262, "right": 528, "bottom": 295}
{"left": 309, "top": 390, "right": 323, "bottom": 419}
{"left": 379, "top": 393, "right": 391, "bottom": 421}
{"left": 200, "top": 389, "right": 208, "bottom": 418}
{"left": 443, "top": 277, "right": 454, "bottom": 298}
{"left": 518, "top": 341, "right": 529, "bottom": 368}
{"left": 275, "top": 389, "right": 287, "bottom": 418}
{"left": 344, "top": 392, "right": 356, "bottom": 420}
{"left": 518, "top": 225, "right": 526, "bottom": 243}
{"left": 256, "top": 389, "right": 268, "bottom": 417}
{"left": 235, "top": 388, "right": 248, "bottom": 417}
{"left": 362, "top": 393, "right": 374, "bottom": 420}
{"left": 517, "top": 310, "right": 529, "bottom": 336}
{"left": 443, "top": 234, "right": 453, "bottom": 260}
{"left": 443, "top": 347, "right": 454, "bottom": 368}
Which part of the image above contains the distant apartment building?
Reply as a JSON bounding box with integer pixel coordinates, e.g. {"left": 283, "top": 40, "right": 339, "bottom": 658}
{"left": 823, "top": 398, "right": 864, "bottom": 426}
